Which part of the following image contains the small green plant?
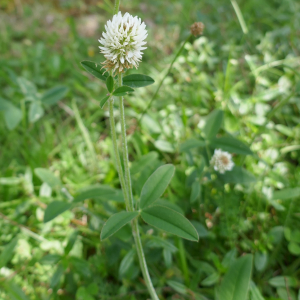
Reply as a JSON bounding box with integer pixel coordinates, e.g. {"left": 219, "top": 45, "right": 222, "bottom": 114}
{"left": 80, "top": 3, "right": 199, "bottom": 299}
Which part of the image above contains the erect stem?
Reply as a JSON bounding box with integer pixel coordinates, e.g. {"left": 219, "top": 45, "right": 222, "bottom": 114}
{"left": 118, "top": 74, "right": 134, "bottom": 211}
{"left": 137, "top": 34, "right": 192, "bottom": 126}
{"left": 117, "top": 74, "right": 159, "bottom": 300}
{"left": 132, "top": 218, "right": 160, "bottom": 300}
{"left": 108, "top": 97, "right": 130, "bottom": 210}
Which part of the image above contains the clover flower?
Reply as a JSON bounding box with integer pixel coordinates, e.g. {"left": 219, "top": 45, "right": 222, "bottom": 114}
{"left": 210, "top": 149, "right": 234, "bottom": 174}
{"left": 190, "top": 22, "right": 205, "bottom": 36}
{"left": 98, "top": 12, "right": 147, "bottom": 74}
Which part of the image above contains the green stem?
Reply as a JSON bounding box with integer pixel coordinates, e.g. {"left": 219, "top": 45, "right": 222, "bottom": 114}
{"left": 117, "top": 74, "right": 159, "bottom": 299}
{"left": 113, "top": 0, "right": 120, "bottom": 14}
{"left": 118, "top": 74, "right": 134, "bottom": 211}
{"left": 138, "top": 34, "right": 192, "bottom": 125}
{"left": 132, "top": 218, "right": 159, "bottom": 300}
{"left": 108, "top": 98, "right": 130, "bottom": 209}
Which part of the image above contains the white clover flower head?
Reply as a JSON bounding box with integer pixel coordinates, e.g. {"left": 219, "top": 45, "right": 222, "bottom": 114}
{"left": 98, "top": 11, "right": 147, "bottom": 74}
{"left": 210, "top": 149, "right": 234, "bottom": 174}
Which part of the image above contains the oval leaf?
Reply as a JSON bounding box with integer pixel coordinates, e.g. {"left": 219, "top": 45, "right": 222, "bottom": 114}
{"left": 112, "top": 86, "right": 134, "bottom": 96}
{"left": 203, "top": 109, "right": 223, "bottom": 139}
{"left": 210, "top": 136, "right": 253, "bottom": 155}
{"left": 215, "top": 254, "right": 253, "bottom": 300}
{"left": 141, "top": 205, "right": 199, "bottom": 241}
{"left": 122, "top": 74, "right": 155, "bottom": 88}
{"left": 140, "top": 164, "right": 175, "bottom": 209}
{"left": 81, "top": 61, "right": 108, "bottom": 82}
{"left": 44, "top": 201, "right": 72, "bottom": 223}
{"left": 41, "top": 86, "right": 69, "bottom": 106}
{"left": 106, "top": 76, "right": 114, "bottom": 93}
{"left": 101, "top": 211, "right": 139, "bottom": 240}
{"left": 99, "top": 95, "right": 110, "bottom": 108}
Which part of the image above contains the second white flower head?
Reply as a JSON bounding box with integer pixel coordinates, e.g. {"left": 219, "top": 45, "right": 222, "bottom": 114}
{"left": 99, "top": 12, "right": 147, "bottom": 73}
{"left": 210, "top": 149, "right": 234, "bottom": 174}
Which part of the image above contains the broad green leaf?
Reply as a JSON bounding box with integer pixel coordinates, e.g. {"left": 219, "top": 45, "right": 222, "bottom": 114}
{"left": 141, "top": 205, "right": 199, "bottom": 241}
{"left": 81, "top": 60, "right": 108, "bottom": 81}
{"left": 112, "top": 85, "right": 134, "bottom": 96}
{"left": 203, "top": 109, "right": 223, "bottom": 139}
{"left": 210, "top": 136, "right": 253, "bottom": 155}
{"left": 122, "top": 74, "right": 155, "bottom": 88}
{"left": 34, "top": 168, "right": 61, "bottom": 188}
{"left": 218, "top": 166, "right": 256, "bottom": 184}
{"left": 0, "top": 98, "right": 22, "bottom": 130}
{"left": 65, "top": 230, "right": 78, "bottom": 255}
{"left": 28, "top": 102, "right": 44, "bottom": 123}
{"left": 269, "top": 276, "right": 297, "bottom": 288}
{"left": 215, "top": 254, "right": 253, "bottom": 300}
{"left": 190, "top": 181, "right": 200, "bottom": 203}
{"left": 4, "top": 282, "right": 31, "bottom": 300}
{"left": 154, "top": 140, "right": 175, "bottom": 153}
{"left": 101, "top": 211, "right": 139, "bottom": 240}
{"left": 39, "top": 254, "right": 62, "bottom": 265}
{"left": 272, "top": 187, "right": 300, "bottom": 201}
{"left": 100, "top": 95, "right": 110, "bottom": 108}
{"left": 44, "top": 201, "right": 72, "bottom": 223}
{"left": 0, "top": 237, "right": 18, "bottom": 268}
{"left": 73, "top": 185, "right": 117, "bottom": 203}
{"left": 50, "top": 263, "right": 65, "bottom": 289}
{"left": 41, "top": 85, "right": 69, "bottom": 105}
{"left": 119, "top": 249, "right": 135, "bottom": 278}
{"left": 140, "top": 164, "right": 175, "bottom": 209}
{"left": 106, "top": 75, "right": 114, "bottom": 93}
{"left": 180, "top": 139, "right": 206, "bottom": 152}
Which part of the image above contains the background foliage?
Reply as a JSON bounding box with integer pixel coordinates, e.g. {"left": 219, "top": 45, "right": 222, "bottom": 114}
{"left": 0, "top": 0, "right": 300, "bottom": 299}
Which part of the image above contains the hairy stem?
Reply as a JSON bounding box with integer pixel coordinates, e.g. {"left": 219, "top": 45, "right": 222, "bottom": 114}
{"left": 118, "top": 74, "right": 134, "bottom": 211}
{"left": 132, "top": 218, "right": 160, "bottom": 300}
{"left": 113, "top": 0, "right": 120, "bottom": 15}
{"left": 108, "top": 98, "right": 130, "bottom": 209}
{"left": 116, "top": 74, "right": 159, "bottom": 299}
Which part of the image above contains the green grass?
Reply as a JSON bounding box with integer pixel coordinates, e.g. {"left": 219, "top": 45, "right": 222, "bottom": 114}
{"left": 0, "top": 0, "right": 300, "bottom": 299}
